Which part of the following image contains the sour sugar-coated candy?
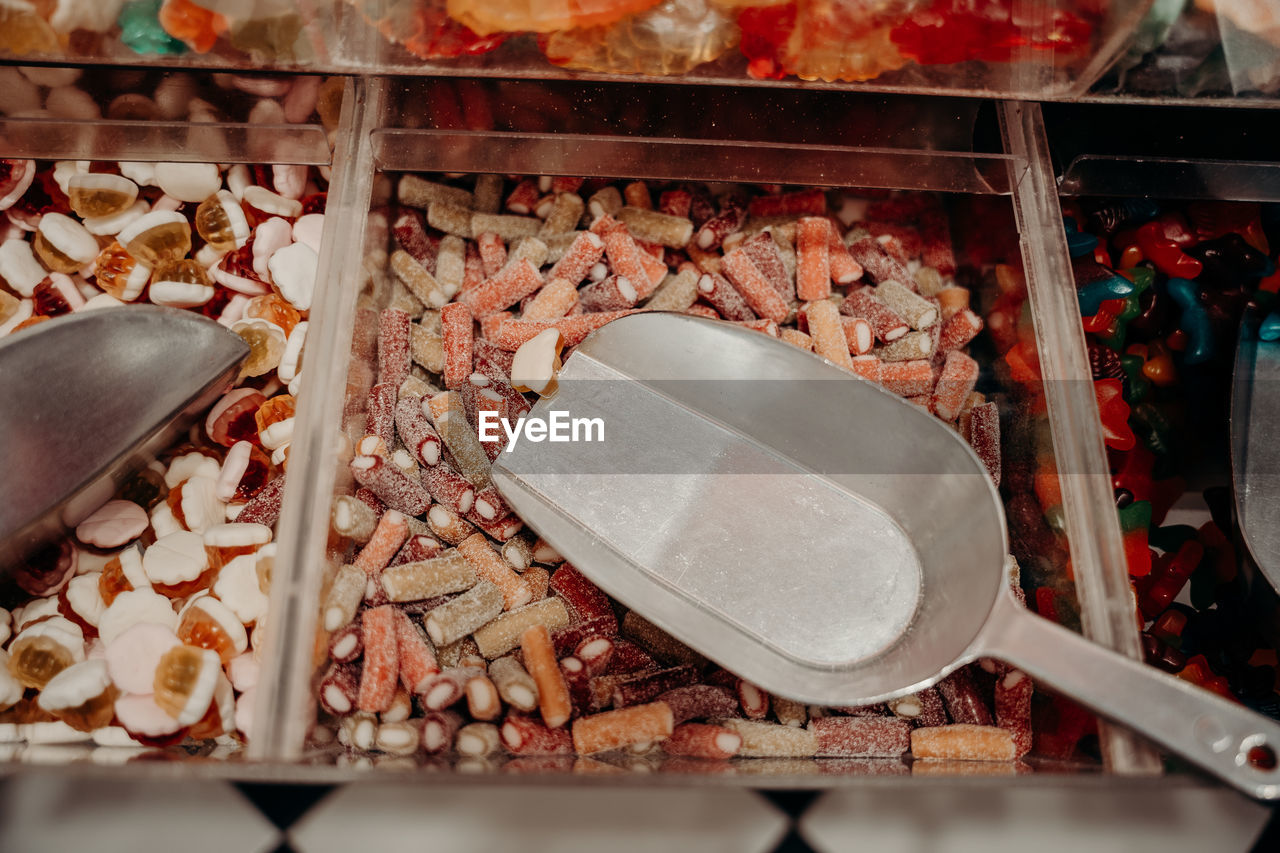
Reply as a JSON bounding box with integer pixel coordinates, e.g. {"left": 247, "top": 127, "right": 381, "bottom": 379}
{"left": 911, "top": 724, "right": 1017, "bottom": 761}
{"left": 381, "top": 551, "right": 476, "bottom": 602}
{"left": 394, "top": 609, "right": 441, "bottom": 694}
{"left": 424, "top": 580, "right": 504, "bottom": 647}
{"left": 662, "top": 722, "right": 741, "bottom": 760}
{"left": 522, "top": 624, "right": 572, "bottom": 729}
{"left": 722, "top": 246, "right": 789, "bottom": 322}
{"left": 572, "top": 700, "right": 674, "bottom": 754}
{"left": 357, "top": 605, "right": 399, "bottom": 713}
{"left": 804, "top": 299, "right": 853, "bottom": 369}
{"left": 721, "top": 718, "right": 817, "bottom": 757}
{"left": 810, "top": 715, "right": 911, "bottom": 758}
{"left": 502, "top": 711, "right": 574, "bottom": 754}
{"left": 458, "top": 533, "right": 531, "bottom": 610}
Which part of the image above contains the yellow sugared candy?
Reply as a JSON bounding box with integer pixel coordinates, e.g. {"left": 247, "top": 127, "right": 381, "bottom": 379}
{"left": 447, "top": 0, "right": 664, "bottom": 35}
{"left": 68, "top": 173, "right": 140, "bottom": 219}
{"left": 119, "top": 210, "right": 193, "bottom": 268}
{"left": 195, "top": 190, "right": 251, "bottom": 251}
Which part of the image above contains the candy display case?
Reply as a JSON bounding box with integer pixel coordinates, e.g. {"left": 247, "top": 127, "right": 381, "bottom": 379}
{"left": 0, "top": 70, "right": 350, "bottom": 771}
{"left": 235, "top": 76, "right": 1163, "bottom": 783}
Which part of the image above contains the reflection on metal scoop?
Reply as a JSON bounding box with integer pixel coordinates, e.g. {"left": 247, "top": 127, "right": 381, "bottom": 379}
{"left": 494, "top": 312, "right": 1280, "bottom": 799}
{"left": 0, "top": 306, "right": 249, "bottom": 569}
{"left": 1232, "top": 311, "right": 1280, "bottom": 592}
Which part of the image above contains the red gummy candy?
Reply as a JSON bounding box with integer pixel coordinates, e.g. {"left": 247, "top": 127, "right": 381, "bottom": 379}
{"left": 737, "top": 3, "right": 795, "bottom": 81}
{"left": 1094, "top": 378, "right": 1135, "bottom": 451}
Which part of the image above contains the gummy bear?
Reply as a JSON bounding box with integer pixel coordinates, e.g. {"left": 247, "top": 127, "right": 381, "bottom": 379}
{"left": 779, "top": 0, "right": 910, "bottom": 83}
{"left": 542, "top": 0, "right": 740, "bottom": 75}
{"left": 0, "top": 3, "right": 59, "bottom": 55}
{"left": 118, "top": 0, "right": 189, "bottom": 54}
{"left": 1166, "top": 277, "right": 1214, "bottom": 365}
{"left": 361, "top": 0, "right": 508, "bottom": 59}
{"left": 446, "top": 0, "right": 663, "bottom": 36}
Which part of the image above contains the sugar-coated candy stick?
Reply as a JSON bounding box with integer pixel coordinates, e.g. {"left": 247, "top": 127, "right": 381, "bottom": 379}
{"left": 524, "top": 565, "right": 550, "bottom": 600}
{"left": 392, "top": 209, "right": 436, "bottom": 269}
{"left": 694, "top": 204, "right": 746, "bottom": 251}
{"left": 468, "top": 510, "right": 525, "bottom": 542}
{"left": 575, "top": 637, "right": 615, "bottom": 678}
{"left": 236, "top": 473, "right": 285, "bottom": 526}
{"left": 600, "top": 224, "right": 649, "bottom": 288}
{"left": 421, "top": 709, "right": 464, "bottom": 754}
{"left": 421, "top": 665, "right": 483, "bottom": 710}
{"left": 551, "top": 615, "right": 618, "bottom": 658}
{"left": 621, "top": 611, "right": 707, "bottom": 669}
{"left": 585, "top": 186, "right": 621, "bottom": 220}
{"left": 611, "top": 665, "right": 699, "bottom": 709}
{"left": 351, "top": 455, "right": 431, "bottom": 516}
{"left": 874, "top": 360, "right": 934, "bottom": 397}
{"left": 931, "top": 351, "right": 980, "bottom": 422}
{"left": 804, "top": 299, "right": 853, "bottom": 369}
{"left": 399, "top": 176, "right": 473, "bottom": 210}
{"left": 378, "top": 308, "right": 411, "bottom": 388}
{"left": 472, "top": 487, "right": 512, "bottom": 523}
{"left": 572, "top": 701, "right": 674, "bottom": 754}
{"left": 393, "top": 398, "right": 442, "bottom": 467}
{"left": 717, "top": 718, "right": 817, "bottom": 757}
{"left": 381, "top": 551, "right": 476, "bottom": 603}
{"left": 521, "top": 624, "right": 572, "bottom": 729}
{"left": 645, "top": 263, "right": 700, "bottom": 311}
{"left": 489, "top": 310, "right": 638, "bottom": 351}
{"left": 409, "top": 324, "right": 445, "bottom": 373}
{"left": 846, "top": 233, "right": 914, "bottom": 285}
{"left": 966, "top": 402, "right": 1001, "bottom": 487}
{"left": 938, "top": 307, "right": 983, "bottom": 355}
{"left": 878, "top": 329, "right": 932, "bottom": 361}
{"left": 662, "top": 723, "right": 741, "bottom": 760}
{"left": 617, "top": 206, "right": 694, "bottom": 249}
{"left": 501, "top": 535, "right": 535, "bottom": 573}
{"left": 781, "top": 328, "right": 814, "bottom": 351}
{"left": 739, "top": 232, "right": 794, "bottom": 300}
{"left": 539, "top": 193, "right": 586, "bottom": 237}
{"left": 911, "top": 724, "right": 1016, "bottom": 761}
{"left": 426, "top": 391, "right": 492, "bottom": 488}
{"left": 772, "top": 697, "right": 807, "bottom": 728}
{"left": 466, "top": 673, "right": 502, "bottom": 721}
{"left": 522, "top": 276, "right": 578, "bottom": 322}
{"left": 329, "top": 622, "right": 364, "bottom": 664}
{"left": 458, "top": 533, "right": 533, "bottom": 611}
{"left": 937, "top": 668, "right": 993, "bottom": 726}
{"left": 936, "top": 286, "right": 970, "bottom": 322}
{"left": 505, "top": 179, "right": 541, "bottom": 215}
{"left": 424, "top": 580, "right": 504, "bottom": 647}
{"left": 875, "top": 279, "right": 937, "bottom": 330}
{"left": 657, "top": 685, "right": 739, "bottom": 725}
{"left": 549, "top": 564, "right": 618, "bottom": 630}
{"left": 331, "top": 494, "right": 378, "bottom": 543}
{"left": 578, "top": 274, "right": 638, "bottom": 312}
{"left": 561, "top": 654, "right": 593, "bottom": 714}
{"left": 320, "top": 660, "right": 360, "bottom": 716}
{"left": 737, "top": 679, "right": 771, "bottom": 720}
{"left": 357, "top": 606, "right": 399, "bottom": 713}
{"left": 621, "top": 182, "right": 650, "bottom": 210}
{"left": 440, "top": 302, "right": 474, "bottom": 390}
{"left": 364, "top": 383, "right": 397, "bottom": 448}
{"left": 722, "top": 247, "right": 789, "bottom": 323}
{"left": 324, "top": 564, "right": 366, "bottom": 632}
{"left": 476, "top": 233, "right": 508, "bottom": 277}
{"left": 427, "top": 504, "right": 477, "bottom": 545}
{"left": 391, "top": 249, "right": 447, "bottom": 309}
{"left": 810, "top": 716, "right": 911, "bottom": 758}
{"left": 995, "top": 669, "right": 1033, "bottom": 757}
{"left": 353, "top": 510, "right": 410, "bottom": 576}
{"left": 375, "top": 720, "right": 421, "bottom": 755}
{"left": 696, "top": 272, "right": 755, "bottom": 321}
{"left": 502, "top": 711, "right": 575, "bottom": 754}
{"left": 747, "top": 188, "right": 826, "bottom": 217}
{"left": 427, "top": 202, "right": 474, "bottom": 239}
{"left": 545, "top": 231, "right": 605, "bottom": 287}
{"left": 841, "top": 316, "right": 874, "bottom": 355}
{"left": 796, "top": 217, "right": 832, "bottom": 301}
{"left": 473, "top": 597, "right": 571, "bottom": 659}
{"left": 338, "top": 710, "right": 378, "bottom": 751}
{"left": 490, "top": 655, "right": 540, "bottom": 712}
{"left": 421, "top": 465, "right": 476, "bottom": 515}
{"left": 840, "top": 289, "right": 908, "bottom": 343}
{"left": 471, "top": 213, "right": 541, "bottom": 242}
{"left": 456, "top": 258, "right": 543, "bottom": 318}
{"left": 826, "top": 223, "right": 864, "bottom": 285}
{"left": 455, "top": 721, "right": 501, "bottom": 756}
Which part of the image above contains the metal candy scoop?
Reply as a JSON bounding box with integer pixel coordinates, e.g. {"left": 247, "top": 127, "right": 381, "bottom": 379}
{"left": 1231, "top": 310, "right": 1280, "bottom": 592}
{"left": 493, "top": 312, "right": 1280, "bottom": 799}
{"left": 0, "top": 306, "right": 249, "bottom": 569}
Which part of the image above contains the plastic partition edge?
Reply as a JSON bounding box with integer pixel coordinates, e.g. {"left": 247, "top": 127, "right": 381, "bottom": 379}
{"left": 1059, "top": 155, "right": 1280, "bottom": 203}
{"left": 998, "top": 100, "right": 1164, "bottom": 776}
{"left": 250, "top": 76, "right": 384, "bottom": 761}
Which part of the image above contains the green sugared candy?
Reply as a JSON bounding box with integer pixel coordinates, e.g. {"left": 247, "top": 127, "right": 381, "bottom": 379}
{"left": 1118, "top": 500, "right": 1152, "bottom": 534}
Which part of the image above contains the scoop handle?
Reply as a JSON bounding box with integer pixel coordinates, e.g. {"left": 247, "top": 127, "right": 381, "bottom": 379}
{"left": 979, "top": 591, "right": 1280, "bottom": 800}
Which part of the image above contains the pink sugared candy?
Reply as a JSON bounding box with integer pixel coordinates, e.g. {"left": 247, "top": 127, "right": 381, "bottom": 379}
{"left": 75, "top": 500, "right": 149, "bottom": 548}
{"left": 105, "top": 622, "right": 182, "bottom": 694}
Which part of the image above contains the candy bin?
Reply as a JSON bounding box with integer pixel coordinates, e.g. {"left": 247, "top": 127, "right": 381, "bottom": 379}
{"left": 248, "top": 78, "right": 1158, "bottom": 782}
{"left": 0, "top": 68, "right": 349, "bottom": 766}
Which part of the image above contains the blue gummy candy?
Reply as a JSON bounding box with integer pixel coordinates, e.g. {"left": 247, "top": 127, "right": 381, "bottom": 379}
{"left": 1260, "top": 312, "right": 1280, "bottom": 342}
{"left": 1077, "top": 274, "right": 1136, "bottom": 316}
{"left": 1167, "top": 277, "right": 1215, "bottom": 364}
{"left": 1064, "top": 216, "right": 1099, "bottom": 258}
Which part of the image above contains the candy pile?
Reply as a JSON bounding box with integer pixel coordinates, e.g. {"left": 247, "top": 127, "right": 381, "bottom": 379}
{"left": 1064, "top": 198, "right": 1280, "bottom": 721}
{"left": 0, "top": 152, "right": 326, "bottom": 748}
{"left": 317, "top": 174, "right": 1044, "bottom": 769}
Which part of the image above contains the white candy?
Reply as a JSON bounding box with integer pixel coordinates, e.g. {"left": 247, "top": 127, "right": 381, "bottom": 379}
{"left": 117, "top": 209, "right": 188, "bottom": 250}
{"left": 51, "top": 161, "right": 89, "bottom": 196}
{"left": 270, "top": 443, "right": 290, "bottom": 467}
{"left": 251, "top": 216, "right": 292, "bottom": 281}
{"left": 118, "top": 162, "right": 157, "bottom": 188}
{"left": 116, "top": 544, "right": 151, "bottom": 591}
{"left": 150, "top": 279, "right": 215, "bottom": 309}
{"left": 75, "top": 500, "right": 148, "bottom": 548}
{"left": 165, "top": 450, "right": 222, "bottom": 487}
{"left": 143, "top": 530, "right": 209, "bottom": 585}
{"left": 0, "top": 300, "right": 32, "bottom": 335}
{"left": 83, "top": 198, "right": 150, "bottom": 237}
{"left": 277, "top": 320, "right": 307, "bottom": 383}
{"left": 186, "top": 595, "right": 249, "bottom": 656}
{"left": 153, "top": 74, "right": 200, "bottom": 120}
{"left": 149, "top": 499, "right": 182, "bottom": 541}
{"left": 204, "top": 522, "right": 272, "bottom": 549}
{"left": 153, "top": 162, "right": 222, "bottom": 203}
{"left": 215, "top": 441, "right": 253, "bottom": 502}
{"left": 49, "top": 0, "right": 123, "bottom": 33}
{"left": 15, "top": 597, "right": 61, "bottom": 632}
{"left": 0, "top": 609, "right": 10, "bottom": 647}
{"left": 259, "top": 416, "right": 294, "bottom": 451}
{"left": 210, "top": 189, "right": 251, "bottom": 248}
{"left": 272, "top": 164, "right": 308, "bottom": 200}
{"left": 113, "top": 693, "right": 182, "bottom": 738}
{"left": 218, "top": 292, "right": 250, "bottom": 328}
{"left": 226, "top": 164, "right": 251, "bottom": 200}
{"left": 283, "top": 75, "right": 321, "bottom": 124}
{"left": 37, "top": 660, "right": 112, "bottom": 715}
{"left": 235, "top": 685, "right": 257, "bottom": 736}
{"left": 16, "top": 65, "right": 81, "bottom": 88}
{"left": 14, "top": 617, "right": 85, "bottom": 661}
{"left": 0, "top": 238, "right": 47, "bottom": 296}
{"left": 98, "top": 590, "right": 178, "bottom": 646}
{"left": 91, "top": 726, "right": 142, "bottom": 747}
{"left": 228, "top": 653, "right": 260, "bottom": 691}
{"left": 41, "top": 272, "right": 85, "bottom": 309}
{"left": 45, "top": 86, "right": 100, "bottom": 120}
{"left": 268, "top": 241, "right": 317, "bottom": 310}
{"left": 510, "top": 328, "right": 564, "bottom": 395}
{"left": 247, "top": 98, "right": 286, "bottom": 126}
{"left": 195, "top": 242, "right": 227, "bottom": 268}
{"left": 37, "top": 212, "right": 98, "bottom": 266}
{"left": 0, "top": 66, "right": 41, "bottom": 116}
{"left": 104, "top": 622, "right": 180, "bottom": 694}
{"left": 243, "top": 185, "right": 302, "bottom": 219}
{"left": 215, "top": 552, "right": 269, "bottom": 626}
{"left": 292, "top": 213, "right": 324, "bottom": 252}
{"left": 63, "top": 574, "right": 106, "bottom": 628}
{"left": 176, "top": 476, "right": 225, "bottom": 534}
{"left": 150, "top": 194, "right": 183, "bottom": 214}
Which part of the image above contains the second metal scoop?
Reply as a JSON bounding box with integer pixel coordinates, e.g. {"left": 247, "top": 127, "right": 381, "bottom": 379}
{"left": 0, "top": 306, "right": 249, "bottom": 569}
{"left": 493, "top": 312, "right": 1280, "bottom": 799}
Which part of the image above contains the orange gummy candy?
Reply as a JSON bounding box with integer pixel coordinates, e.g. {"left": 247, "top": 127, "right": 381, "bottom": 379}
{"left": 447, "top": 0, "right": 664, "bottom": 36}
{"left": 159, "top": 0, "right": 228, "bottom": 53}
